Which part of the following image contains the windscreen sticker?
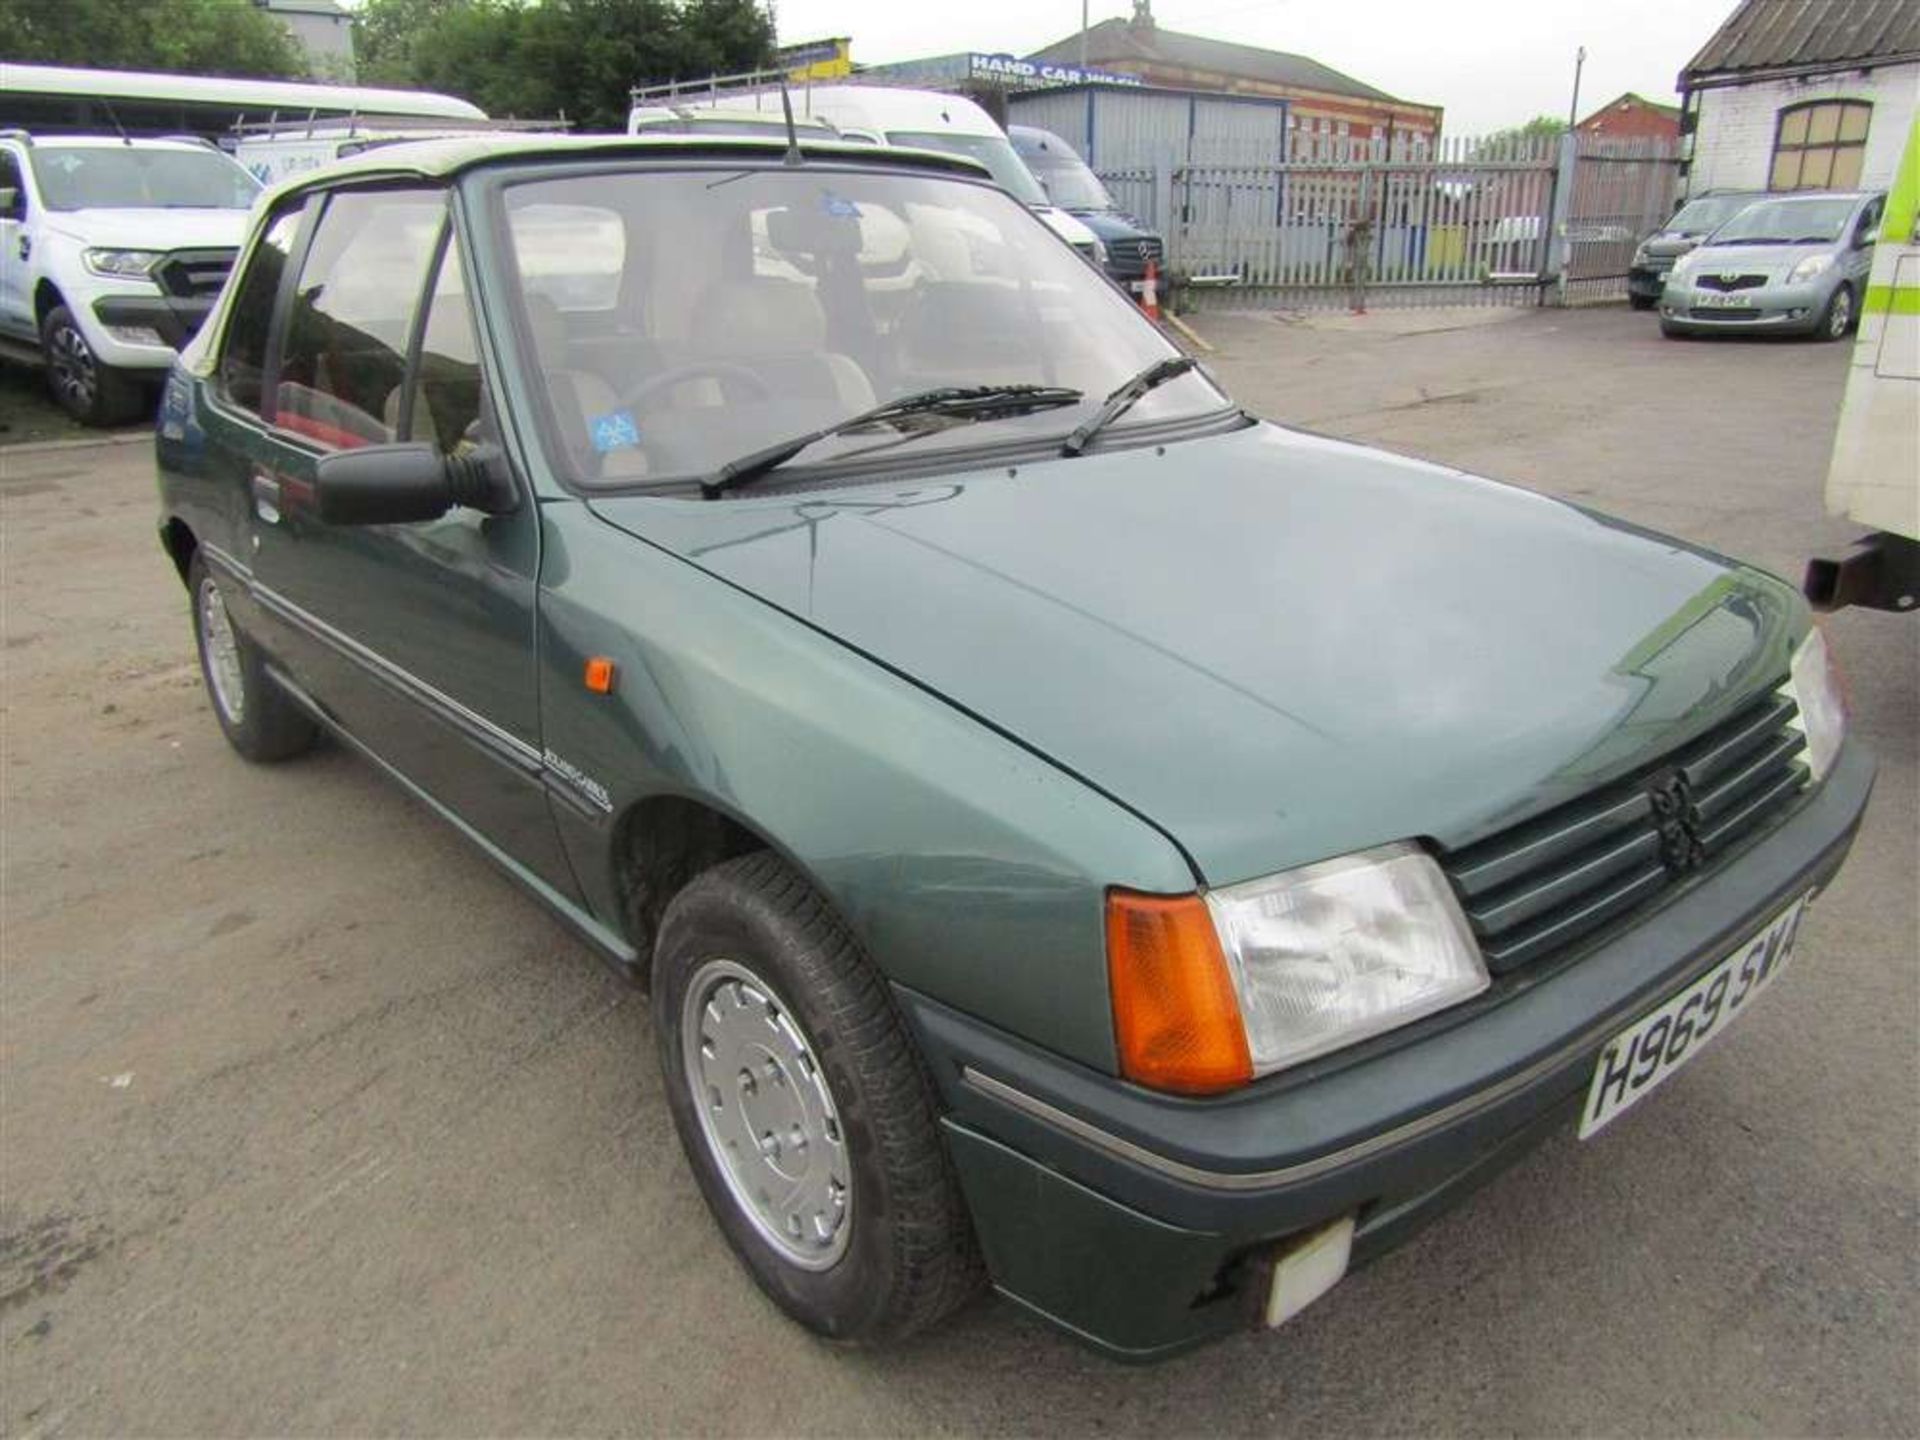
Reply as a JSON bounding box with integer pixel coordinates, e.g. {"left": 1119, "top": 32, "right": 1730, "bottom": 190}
{"left": 822, "top": 191, "right": 860, "bottom": 218}
{"left": 589, "top": 409, "right": 640, "bottom": 453}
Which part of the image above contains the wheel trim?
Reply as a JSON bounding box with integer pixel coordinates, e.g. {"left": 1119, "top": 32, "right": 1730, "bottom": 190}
{"left": 198, "top": 577, "right": 246, "bottom": 724}
{"left": 681, "top": 957, "right": 852, "bottom": 1271}
{"left": 48, "top": 322, "right": 97, "bottom": 412}
{"left": 1828, "top": 289, "right": 1851, "bottom": 336}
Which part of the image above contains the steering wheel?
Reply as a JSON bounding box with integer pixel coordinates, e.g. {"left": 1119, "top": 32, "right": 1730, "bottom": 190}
{"left": 622, "top": 361, "right": 774, "bottom": 411}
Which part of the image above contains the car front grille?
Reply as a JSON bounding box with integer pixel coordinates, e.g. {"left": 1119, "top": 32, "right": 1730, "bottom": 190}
{"left": 1694, "top": 272, "right": 1769, "bottom": 292}
{"left": 153, "top": 248, "right": 238, "bottom": 301}
{"left": 1438, "top": 686, "right": 1809, "bottom": 974}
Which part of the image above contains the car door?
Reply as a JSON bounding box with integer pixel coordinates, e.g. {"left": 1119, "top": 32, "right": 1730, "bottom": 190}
{"left": 0, "top": 148, "right": 34, "bottom": 343}
{"left": 240, "top": 184, "right": 578, "bottom": 895}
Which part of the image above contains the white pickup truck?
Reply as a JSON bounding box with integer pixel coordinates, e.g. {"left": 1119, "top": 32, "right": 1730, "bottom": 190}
{"left": 0, "top": 132, "right": 260, "bottom": 425}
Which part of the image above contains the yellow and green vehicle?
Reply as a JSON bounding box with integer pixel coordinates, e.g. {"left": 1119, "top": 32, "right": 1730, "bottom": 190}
{"left": 1808, "top": 114, "right": 1920, "bottom": 613}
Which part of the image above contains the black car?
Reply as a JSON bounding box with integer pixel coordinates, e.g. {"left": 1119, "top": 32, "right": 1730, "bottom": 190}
{"left": 1010, "top": 124, "right": 1165, "bottom": 291}
{"left": 1627, "top": 190, "right": 1766, "bottom": 309}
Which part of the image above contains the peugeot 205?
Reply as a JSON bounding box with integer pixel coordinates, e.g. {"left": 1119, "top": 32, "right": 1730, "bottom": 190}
{"left": 154, "top": 135, "right": 1873, "bottom": 1361}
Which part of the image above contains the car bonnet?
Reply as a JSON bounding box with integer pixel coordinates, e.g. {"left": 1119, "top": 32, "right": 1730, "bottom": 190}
{"left": 588, "top": 422, "right": 1804, "bottom": 886}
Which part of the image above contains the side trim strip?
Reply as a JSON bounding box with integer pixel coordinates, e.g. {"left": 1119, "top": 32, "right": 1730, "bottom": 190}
{"left": 266, "top": 663, "right": 639, "bottom": 967}
{"left": 207, "top": 543, "right": 543, "bottom": 774}
{"left": 960, "top": 918, "right": 1800, "bottom": 1194}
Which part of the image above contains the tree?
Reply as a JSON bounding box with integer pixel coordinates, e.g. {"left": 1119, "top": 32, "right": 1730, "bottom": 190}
{"left": 0, "top": 0, "right": 310, "bottom": 79}
{"left": 354, "top": 0, "right": 775, "bottom": 129}
{"left": 1476, "top": 114, "right": 1569, "bottom": 157}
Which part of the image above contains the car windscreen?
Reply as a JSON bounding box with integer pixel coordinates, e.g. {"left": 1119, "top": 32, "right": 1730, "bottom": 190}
{"left": 29, "top": 146, "right": 260, "bottom": 211}
{"left": 883, "top": 132, "right": 1048, "bottom": 207}
{"left": 1667, "top": 194, "right": 1757, "bottom": 235}
{"left": 1021, "top": 147, "right": 1115, "bottom": 212}
{"left": 495, "top": 165, "right": 1226, "bottom": 488}
{"left": 1709, "top": 196, "right": 1856, "bottom": 244}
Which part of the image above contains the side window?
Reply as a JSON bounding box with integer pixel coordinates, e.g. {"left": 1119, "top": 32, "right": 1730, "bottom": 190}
{"left": 275, "top": 187, "right": 444, "bottom": 450}
{"left": 218, "top": 205, "right": 303, "bottom": 415}
{"left": 405, "top": 231, "right": 486, "bottom": 452}
{"left": 0, "top": 150, "right": 24, "bottom": 217}
{"left": 1855, "top": 197, "right": 1884, "bottom": 245}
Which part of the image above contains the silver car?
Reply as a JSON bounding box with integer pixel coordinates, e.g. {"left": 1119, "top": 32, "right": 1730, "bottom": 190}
{"left": 1659, "top": 191, "right": 1885, "bottom": 340}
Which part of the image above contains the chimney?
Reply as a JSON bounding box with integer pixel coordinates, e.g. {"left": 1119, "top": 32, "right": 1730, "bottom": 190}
{"left": 1130, "top": 0, "right": 1155, "bottom": 34}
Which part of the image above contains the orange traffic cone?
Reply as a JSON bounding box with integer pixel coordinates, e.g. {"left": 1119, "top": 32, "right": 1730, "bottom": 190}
{"left": 1141, "top": 257, "right": 1162, "bottom": 322}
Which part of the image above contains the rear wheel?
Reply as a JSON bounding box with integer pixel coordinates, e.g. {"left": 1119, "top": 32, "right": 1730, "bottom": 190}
{"left": 188, "top": 552, "right": 318, "bottom": 763}
{"left": 653, "top": 852, "right": 982, "bottom": 1343}
{"left": 41, "top": 304, "right": 145, "bottom": 427}
{"left": 1817, "top": 283, "right": 1854, "bottom": 341}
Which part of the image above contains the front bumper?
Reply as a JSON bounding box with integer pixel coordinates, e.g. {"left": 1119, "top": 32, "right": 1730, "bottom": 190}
{"left": 901, "top": 742, "right": 1875, "bottom": 1360}
{"left": 1627, "top": 263, "right": 1672, "bottom": 299}
{"left": 92, "top": 292, "right": 213, "bottom": 357}
{"left": 1658, "top": 280, "right": 1830, "bottom": 333}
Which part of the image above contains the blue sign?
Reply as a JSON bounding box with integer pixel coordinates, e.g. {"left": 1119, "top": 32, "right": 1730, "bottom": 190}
{"left": 968, "top": 53, "right": 1145, "bottom": 88}
{"left": 590, "top": 409, "right": 641, "bottom": 453}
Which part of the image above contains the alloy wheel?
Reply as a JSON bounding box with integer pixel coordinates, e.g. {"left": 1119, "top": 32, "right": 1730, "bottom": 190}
{"left": 1828, "top": 288, "right": 1852, "bottom": 338}
{"left": 47, "top": 321, "right": 98, "bottom": 416}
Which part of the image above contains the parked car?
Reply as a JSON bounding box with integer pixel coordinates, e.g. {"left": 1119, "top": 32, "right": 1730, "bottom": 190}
{"left": 683, "top": 84, "right": 1109, "bottom": 269}
{"left": 1009, "top": 124, "right": 1165, "bottom": 291}
{"left": 1627, "top": 190, "right": 1767, "bottom": 309}
{"left": 0, "top": 130, "right": 259, "bottom": 424}
{"left": 157, "top": 133, "right": 1872, "bottom": 1362}
{"left": 1660, "top": 190, "right": 1886, "bottom": 340}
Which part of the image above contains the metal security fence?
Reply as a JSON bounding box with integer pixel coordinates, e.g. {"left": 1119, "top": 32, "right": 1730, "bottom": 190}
{"left": 1098, "top": 132, "right": 1679, "bottom": 312}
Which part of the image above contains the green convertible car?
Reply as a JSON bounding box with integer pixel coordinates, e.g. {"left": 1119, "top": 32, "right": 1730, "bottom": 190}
{"left": 155, "top": 135, "right": 1873, "bottom": 1361}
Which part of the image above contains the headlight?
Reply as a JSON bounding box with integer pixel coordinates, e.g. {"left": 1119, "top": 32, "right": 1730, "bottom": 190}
{"left": 1633, "top": 244, "right": 1650, "bottom": 266}
{"left": 1093, "top": 236, "right": 1110, "bottom": 266}
{"left": 1668, "top": 254, "right": 1696, "bottom": 284}
{"left": 1107, "top": 843, "right": 1489, "bottom": 1093}
{"left": 83, "top": 248, "right": 162, "bottom": 278}
{"left": 1787, "top": 253, "right": 1834, "bottom": 284}
{"left": 1787, "top": 627, "right": 1845, "bottom": 782}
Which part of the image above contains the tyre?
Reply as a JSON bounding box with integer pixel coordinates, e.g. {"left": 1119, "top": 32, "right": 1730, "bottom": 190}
{"left": 40, "top": 304, "right": 146, "bottom": 427}
{"left": 1660, "top": 320, "right": 1688, "bottom": 339}
{"left": 1628, "top": 293, "right": 1656, "bottom": 311}
{"left": 1816, "top": 283, "right": 1854, "bottom": 341}
{"left": 188, "top": 552, "right": 318, "bottom": 763}
{"left": 653, "top": 852, "right": 981, "bottom": 1343}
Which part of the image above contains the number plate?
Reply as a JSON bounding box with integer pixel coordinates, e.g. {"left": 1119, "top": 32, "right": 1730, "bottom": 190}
{"left": 1578, "top": 893, "right": 1811, "bottom": 1139}
{"left": 1696, "top": 292, "right": 1755, "bottom": 308}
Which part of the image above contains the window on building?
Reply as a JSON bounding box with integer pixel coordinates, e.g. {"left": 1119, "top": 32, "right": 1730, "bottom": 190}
{"left": 1770, "top": 101, "right": 1871, "bottom": 191}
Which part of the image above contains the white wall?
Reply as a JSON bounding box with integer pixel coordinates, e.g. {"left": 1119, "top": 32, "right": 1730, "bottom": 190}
{"left": 1688, "top": 62, "right": 1918, "bottom": 194}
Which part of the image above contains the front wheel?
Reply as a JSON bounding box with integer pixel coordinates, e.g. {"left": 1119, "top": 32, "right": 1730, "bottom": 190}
{"left": 1816, "top": 283, "right": 1855, "bottom": 341}
{"left": 40, "top": 304, "right": 145, "bottom": 426}
{"left": 1628, "top": 293, "right": 1657, "bottom": 311}
{"left": 653, "top": 852, "right": 982, "bottom": 1343}
{"left": 188, "top": 552, "right": 318, "bottom": 763}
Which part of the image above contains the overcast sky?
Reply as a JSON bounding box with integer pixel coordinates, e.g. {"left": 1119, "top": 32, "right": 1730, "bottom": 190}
{"left": 769, "top": 0, "right": 1739, "bottom": 135}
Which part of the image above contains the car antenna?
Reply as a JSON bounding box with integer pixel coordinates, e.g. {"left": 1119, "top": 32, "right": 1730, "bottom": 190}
{"left": 102, "top": 100, "right": 133, "bottom": 146}
{"left": 778, "top": 80, "right": 804, "bottom": 167}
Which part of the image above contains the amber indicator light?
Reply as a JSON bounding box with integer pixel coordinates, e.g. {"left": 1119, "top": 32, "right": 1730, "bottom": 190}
{"left": 1106, "top": 890, "right": 1253, "bottom": 1094}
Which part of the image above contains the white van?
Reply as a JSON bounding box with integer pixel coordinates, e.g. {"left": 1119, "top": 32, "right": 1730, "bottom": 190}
{"left": 233, "top": 119, "right": 566, "bottom": 188}
{"left": 651, "top": 85, "right": 1107, "bottom": 267}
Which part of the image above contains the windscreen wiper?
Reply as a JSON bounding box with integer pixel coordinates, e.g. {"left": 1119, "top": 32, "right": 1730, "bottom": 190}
{"left": 702, "top": 384, "right": 1084, "bottom": 499}
{"left": 1060, "top": 355, "right": 1198, "bottom": 457}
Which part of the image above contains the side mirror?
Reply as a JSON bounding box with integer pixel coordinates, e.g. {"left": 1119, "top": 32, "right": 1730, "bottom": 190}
{"left": 0, "top": 186, "right": 22, "bottom": 222}
{"left": 313, "top": 442, "right": 513, "bottom": 526}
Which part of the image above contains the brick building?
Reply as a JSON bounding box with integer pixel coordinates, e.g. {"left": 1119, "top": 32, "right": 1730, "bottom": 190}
{"left": 1576, "top": 92, "right": 1682, "bottom": 142}
{"left": 1027, "top": 0, "right": 1441, "bottom": 157}
{"left": 1679, "top": 0, "right": 1918, "bottom": 196}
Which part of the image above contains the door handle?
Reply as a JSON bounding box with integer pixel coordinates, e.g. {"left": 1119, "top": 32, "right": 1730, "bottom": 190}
{"left": 251, "top": 469, "right": 282, "bottom": 524}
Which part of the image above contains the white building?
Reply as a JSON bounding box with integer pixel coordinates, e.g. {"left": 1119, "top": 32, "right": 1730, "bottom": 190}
{"left": 1679, "top": 0, "right": 1918, "bottom": 196}
{"left": 260, "top": 0, "right": 356, "bottom": 83}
